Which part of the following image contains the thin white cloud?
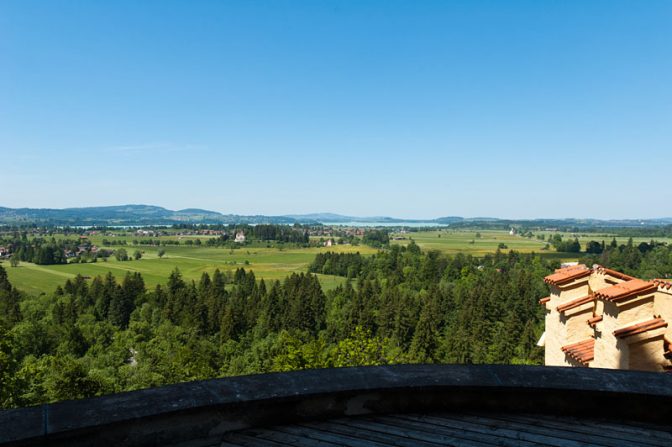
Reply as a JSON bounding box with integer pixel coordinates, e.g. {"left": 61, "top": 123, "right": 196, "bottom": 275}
{"left": 102, "top": 143, "right": 170, "bottom": 153}
{"left": 102, "top": 143, "right": 206, "bottom": 154}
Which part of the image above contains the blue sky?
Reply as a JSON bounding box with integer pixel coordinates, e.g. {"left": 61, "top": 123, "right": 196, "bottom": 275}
{"left": 1, "top": 1, "right": 670, "bottom": 219}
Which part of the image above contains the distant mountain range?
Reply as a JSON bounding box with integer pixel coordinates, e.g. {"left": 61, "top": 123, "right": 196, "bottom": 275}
{"left": 0, "top": 205, "right": 671, "bottom": 227}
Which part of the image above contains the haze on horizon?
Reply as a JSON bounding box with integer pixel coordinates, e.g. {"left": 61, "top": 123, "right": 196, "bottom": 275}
{"left": 1, "top": 1, "right": 670, "bottom": 220}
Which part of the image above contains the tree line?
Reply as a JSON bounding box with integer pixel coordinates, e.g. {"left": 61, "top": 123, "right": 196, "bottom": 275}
{"left": 1, "top": 236, "right": 71, "bottom": 265}
{"left": 581, "top": 238, "right": 672, "bottom": 279}
{"left": 309, "top": 252, "right": 366, "bottom": 277}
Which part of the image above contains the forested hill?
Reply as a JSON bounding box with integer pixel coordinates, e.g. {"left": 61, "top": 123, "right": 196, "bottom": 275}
{"left": 0, "top": 245, "right": 552, "bottom": 408}
{"left": 0, "top": 205, "right": 299, "bottom": 226}
{"left": 1, "top": 205, "right": 671, "bottom": 227}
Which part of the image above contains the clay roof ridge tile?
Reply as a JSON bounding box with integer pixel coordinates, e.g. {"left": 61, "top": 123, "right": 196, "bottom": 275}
{"left": 653, "top": 279, "right": 672, "bottom": 290}
{"left": 593, "top": 266, "right": 636, "bottom": 281}
{"left": 613, "top": 317, "right": 668, "bottom": 338}
{"left": 557, "top": 294, "right": 595, "bottom": 313}
{"left": 544, "top": 264, "right": 591, "bottom": 286}
{"left": 588, "top": 315, "right": 603, "bottom": 327}
{"left": 561, "top": 338, "right": 595, "bottom": 365}
{"left": 594, "top": 278, "right": 657, "bottom": 302}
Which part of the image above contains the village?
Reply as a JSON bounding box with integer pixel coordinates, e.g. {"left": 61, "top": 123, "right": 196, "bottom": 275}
{"left": 0, "top": 224, "right": 380, "bottom": 269}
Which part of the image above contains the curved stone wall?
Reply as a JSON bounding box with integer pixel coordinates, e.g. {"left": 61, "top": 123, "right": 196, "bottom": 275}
{"left": 1, "top": 364, "right": 671, "bottom": 446}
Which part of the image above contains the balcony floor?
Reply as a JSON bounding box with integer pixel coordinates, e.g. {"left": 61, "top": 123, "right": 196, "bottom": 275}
{"left": 216, "top": 410, "right": 672, "bottom": 447}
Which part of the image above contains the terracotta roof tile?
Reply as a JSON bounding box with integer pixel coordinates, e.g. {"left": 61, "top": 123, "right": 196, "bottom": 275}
{"left": 613, "top": 317, "right": 668, "bottom": 338}
{"left": 653, "top": 279, "right": 672, "bottom": 290}
{"left": 593, "top": 266, "right": 635, "bottom": 282}
{"left": 594, "top": 279, "right": 657, "bottom": 303}
{"left": 561, "top": 338, "right": 594, "bottom": 366}
{"left": 557, "top": 294, "right": 594, "bottom": 313}
{"left": 588, "top": 315, "right": 603, "bottom": 327}
{"left": 539, "top": 296, "right": 551, "bottom": 305}
{"left": 544, "top": 265, "right": 591, "bottom": 286}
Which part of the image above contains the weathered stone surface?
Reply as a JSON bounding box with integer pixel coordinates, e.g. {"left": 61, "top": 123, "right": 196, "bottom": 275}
{"left": 0, "top": 406, "right": 42, "bottom": 444}
{"left": 1, "top": 365, "right": 671, "bottom": 446}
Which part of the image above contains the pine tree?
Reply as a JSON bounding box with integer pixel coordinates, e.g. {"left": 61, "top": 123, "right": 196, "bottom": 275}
{"left": 0, "top": 327, "right": 19, "bottom": 407}
{"left": 409, "top": 293, "right": 440, "bottom": 362}
{"left": 0, "top": 266, "right": 21, "bottom": 329}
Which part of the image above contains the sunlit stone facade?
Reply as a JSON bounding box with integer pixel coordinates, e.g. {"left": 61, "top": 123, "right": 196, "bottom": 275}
{"left": 540, "top": 265, "right": 672, "bottom": 371}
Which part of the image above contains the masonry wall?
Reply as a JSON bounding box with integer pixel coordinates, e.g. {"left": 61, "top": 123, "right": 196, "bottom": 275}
{"left": 563, "top": 304, "right": 593, "bottom": 345}
{"left": 544, "top": 287, "right": 564, "bottom": 366}
{"left": 618, "top": 295, "right": 655, "bottom": 325}
{"left": 589, "top": 273, "right": 625, "bottom": 292}
{"left": 654, "top": 288, "right": 672, "bottom": 344}
{"left": 629, "top": 336, "right": 666, "bottom": 371}
{"left": 545, "top": 279, "right": 590, "bottom": 366}
{"left": 592, "top": 300, "right": 628, "bottom": 369}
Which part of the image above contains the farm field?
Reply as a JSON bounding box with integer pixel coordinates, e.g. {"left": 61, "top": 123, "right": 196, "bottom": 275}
{"left": 391, "top": 230, "right": 545, "bottom": 255}
{"left": 390, "top": 229, "right": 672, "bottom": 259}
{"left": 3, "top": 243, "right": 378, "bottom": 295}
{"left": 6, "top": 228, "right": 672, "bottom": 296}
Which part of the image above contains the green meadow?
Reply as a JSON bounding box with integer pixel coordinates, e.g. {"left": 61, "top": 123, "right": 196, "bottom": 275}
{"left": 6, "top": 228, "right": 672, "bottom": 296}
{"left": 391, "top": 230, "right": 545, "bottom": 255}
{"left": 3, "top": 243, "right": 378, "bottom": 295}
{"left": 390, "top": 229, "right": 672, "bottom": 259}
